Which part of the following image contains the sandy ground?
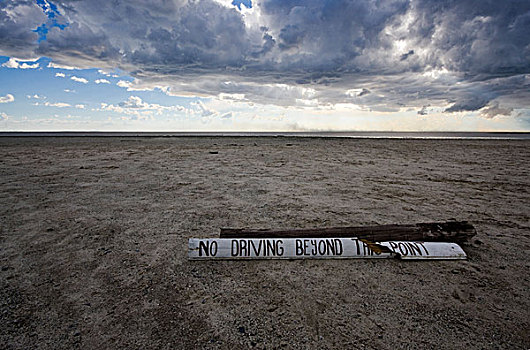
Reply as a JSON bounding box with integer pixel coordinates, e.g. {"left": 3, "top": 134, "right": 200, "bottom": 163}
{"left": 0, "top": 136, "right": 529, "bottom": 349}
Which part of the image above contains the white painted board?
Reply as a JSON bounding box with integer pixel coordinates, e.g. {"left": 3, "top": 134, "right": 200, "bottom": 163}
{"left": 188, "top": 238, "right": 466, "bottom": 260}
{"left": 380, "top": 241, "right": 467, "bottom": 260}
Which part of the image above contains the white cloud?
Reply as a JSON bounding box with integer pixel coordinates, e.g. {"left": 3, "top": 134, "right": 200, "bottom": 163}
{"left": 47, "top": 62, "right": 80, "bottom": 70}
{"left": 0, "top": 112, "right": 10, "bottom": 121}
{"left": 119, "top": 96, "right": 148, "bottom": 109}
{"left": 219, "top": 93, "right": 246, "bottom": 101}
{"left": 71, "top": 76, "right": 88, "bottom": 84}
{"left": 95, "top": 79, "right": 110, "bottom": 84}
{"left": 2, "top": 58, "right": 39, "bottom": 69}
{"left": 346, "top": 89, "right": 371, "bottom": 97}
{"left": 190, "top": 100, "right": 217, "bottom": 117}
{"left": 100, "top": 96, "right": 191, "bottom": 119}
{"left": 27, "top": 94, "right": 45, "bottom": 99}
{"left": 161, "top": 80, "right": 322, "bottom": 107}
{"left": 117, "top": 80, "right": 132, "bottom": 88}
{"left": 0, "top": 94, "right": 15, "bottom": 103}
{"left": 43, "top": 101, "right": 71, "bottom": 108}
{"left": 55, "top": 72, "right": 66, "bottom": 78}
{"left": 97, "top": 69, "right": 118, "bottom": 77}
{"left": 75, "top": 104, "right": 86, "bottom": 109}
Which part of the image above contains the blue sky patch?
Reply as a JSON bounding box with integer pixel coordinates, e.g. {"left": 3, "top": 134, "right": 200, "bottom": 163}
{"left": 34, "top": 0, "right": 68, "bottom": 42}
{"left": 232, "top": 0, "right": 252, "bottom": 10}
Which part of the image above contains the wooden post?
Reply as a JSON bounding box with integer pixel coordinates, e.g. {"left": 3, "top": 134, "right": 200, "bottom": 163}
{"left": 220, "top": 221, "right": 476, "bottom": 243}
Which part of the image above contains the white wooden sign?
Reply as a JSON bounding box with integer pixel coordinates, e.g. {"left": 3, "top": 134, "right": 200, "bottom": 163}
{"left": 188, "top": 238, "right": 466, "bottom": 260}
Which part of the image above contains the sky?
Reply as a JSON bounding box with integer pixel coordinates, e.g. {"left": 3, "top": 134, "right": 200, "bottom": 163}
{"left": 0, "top": 0, "right": 529, "bottom": 132}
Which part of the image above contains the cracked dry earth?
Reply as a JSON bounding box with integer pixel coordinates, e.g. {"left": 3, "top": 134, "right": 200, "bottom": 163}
{"left": 1, "top": 137, "right": 529, "bottom": 349}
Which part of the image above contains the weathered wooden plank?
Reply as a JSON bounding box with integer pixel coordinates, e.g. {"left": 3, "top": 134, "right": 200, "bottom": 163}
{"left": 188, "top": 238, "right": 467, "bottom": 260}
{"left": 219, "top": 221, "right": 476, "bottom": 243}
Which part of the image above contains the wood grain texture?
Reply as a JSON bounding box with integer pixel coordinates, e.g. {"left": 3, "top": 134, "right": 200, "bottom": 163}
{"left": 220, "top": 221, "right": 476, "bottom": 243}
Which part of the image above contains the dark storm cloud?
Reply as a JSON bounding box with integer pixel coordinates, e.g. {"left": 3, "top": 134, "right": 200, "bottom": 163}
{"left": 412, "top": 0, "right": 530, "bottom": 76}
{"left": 417, "top": 106, "right": 428, "bottom": 115}
{"left": 444, "top": 98, "right": 490, "bottom": 113}
{"left": 1, "top": 0, "right": 529, "bottom": 113}
{"left": 479, "top": 102, "right": 514, "bottom": 119}
{"left": 0, "top": 0, "right": 45, "bottom": 58}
